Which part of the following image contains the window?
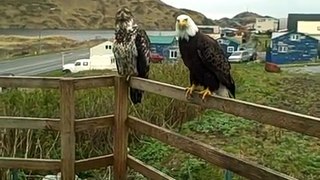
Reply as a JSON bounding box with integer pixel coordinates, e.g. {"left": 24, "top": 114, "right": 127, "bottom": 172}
{"left": 243, "top": 52, "right": 249, "bottom": 56}
{"left": 83, "top": 62, "right": 88, "bottom": 66}
{"left": 169, "top": 50, "right": 178, "bottom": 59}
{"left": 290, "top": 34, "right": 300, "bottom": 41}
{"left": 317, "top": 26, "right": 320, "bottom": 31}
{"left": 105, "top": 45, "right": 112, "bottom": 49}
{"left": 278, "top": 45, "right": 288, "bottom": 53}
{"left": 227, "top": 46, "right": 234, "bottom": 53}
{"left": 150, "top": 47, "right": 157, "bottom": 53}
{"left": 198, "top": 27, "right": 214, "bottom": 34}
{"left": 111, "top": 57, "right": 115, "bottom": 64}
{"left": 75, "top": 62, "right": 81, "bottom": 66}
{"left": 258, "top": 18, "right": 266, "bottom": 22}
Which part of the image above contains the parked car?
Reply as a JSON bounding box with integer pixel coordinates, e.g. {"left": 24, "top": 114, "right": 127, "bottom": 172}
{"left": 228, "top": 51, "right": 251, "bottom": 63}
{"left": 150, "top": 52, "right": 164, "bottom": 63}
{"left": 245, "top": 48, "right": 258, "bottom": 61}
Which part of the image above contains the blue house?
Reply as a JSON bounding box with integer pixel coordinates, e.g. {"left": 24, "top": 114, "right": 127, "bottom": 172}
{"left": 269, "top": 31, "right": 319, "bottom": 64}
{"left": 217, "top": 37, "right": 241, "bottom": 57}
{"left": 149, "top": 36, "right": 179, "bottom": 60}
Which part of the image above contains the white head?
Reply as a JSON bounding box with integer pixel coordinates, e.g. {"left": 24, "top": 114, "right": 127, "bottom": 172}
{"left": 175, "top": 14, "right": 199, "bottom": 41}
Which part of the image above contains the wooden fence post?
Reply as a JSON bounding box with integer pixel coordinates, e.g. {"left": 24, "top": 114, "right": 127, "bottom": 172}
{"left": 60, "top": 79, "right": 76, "bottom": 180}
{"left": 113, "top": 76, "right": 129, "bottom": 180}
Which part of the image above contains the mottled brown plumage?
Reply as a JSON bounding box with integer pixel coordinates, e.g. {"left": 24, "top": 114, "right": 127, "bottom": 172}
{"left": 112, "top": 7, "right": 151, "bottom": 104}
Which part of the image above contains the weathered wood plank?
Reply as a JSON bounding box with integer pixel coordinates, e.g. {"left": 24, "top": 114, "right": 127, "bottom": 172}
{"left": 74, "top": 75, "right": 115, "bottom": 89}
{"left": 113, "top": 76, "right": 129, "bottom": 180}
{"left": 0, "top": 76, "right": 60, "bottom": 88}
{"left": 128, "top": 116, "right": 297, "bottom": 180}
{"left": 128, "top": 155, "right": 175, "bottom": 180}
{"left": 130, "top": 77, "right": 320, "bottom": 138}
{"left": 75, "top": 115, "right": 114, "bottom": 132}
{"left": 0, "top": 116, "right": 59, "bottom": 130}
{"left": 0, "top": 157, "right": 60, "bottom": 171}
{"left": 60, "top": 79, "right": 76, "bottom": 180}
{"left": 75, "top": 154, "right": 114, "bottom": 172}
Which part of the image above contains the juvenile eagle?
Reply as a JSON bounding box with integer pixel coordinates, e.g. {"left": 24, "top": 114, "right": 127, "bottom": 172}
{"left": 175, "top": 14, "right": 236, "bottom": 100}
{"left": 112, "top": 7, "right": 150, "bottom": 104}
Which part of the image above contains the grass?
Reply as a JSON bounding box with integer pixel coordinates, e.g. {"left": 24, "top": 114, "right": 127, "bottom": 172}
{"left": 130, "top": 61, "right": 320, "bottom": 179}
{"left": 1, "top": 60, "right": 320, "bottom": 179}
{"left": 0, "top": 35, "right": 107, "bottom": 61}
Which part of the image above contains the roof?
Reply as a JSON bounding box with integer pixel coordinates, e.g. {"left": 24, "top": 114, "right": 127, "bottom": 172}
{"left": 220, "top": 36, "right": 241, "bottom": 44}
{"left": 287, "top": 13, "right": 320, "bottom": 31}
{"left": 149, "top": 36, "right": 176, "bottom": 44}
{"left": 271, "top": 31, "right": 319, "bottom": 41}
{"left": 271, "top": 32, "right": 288, "bottom": 39}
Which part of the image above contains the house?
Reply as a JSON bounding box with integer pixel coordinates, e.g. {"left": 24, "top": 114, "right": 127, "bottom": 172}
{"left": 269, "top": 31, "right": 319, "bottom": 64}
{"left": 89, "top": 40, "right": 113, "bottom": 57}
{"left": 198, "top": 25, "right": 221, "bottom": 39}
{"left": 217, "top": 37, "right": 241, "bottom": 57}
{"left": 87, "top": 40, "right": 116, "bottom": 71}
{"left": 278, "top": 18, "right": 288, "bottom": 31}
{"left": 255, "top": 17, "right": 279, "bottom": 33}
{"left": 287, "top": 13, "right": 320, "bottom": 40}
{"left": 149, "top": 35, "right": 179, "bottom": 60}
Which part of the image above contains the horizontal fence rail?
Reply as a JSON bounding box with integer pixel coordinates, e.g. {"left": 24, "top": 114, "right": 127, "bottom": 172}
{"left": 0, "top": 116, "right": 60, "bottom": 130}
{"left": 0, "top": 76, "right": 61, "bottom": 89}
{"left": 75, "top": 115, "right": 114, "bottom": 132}
{"left": 0, "top": 75, "right": 115, "bottom": 89}
{"left": 128, "top": 116, "right": 297, "bottom": 180}
{"left": 128, "top": 155, "right": 175, "bottom": 180}
{"left": 0, "top": 158, "right": 61, "bottom": 171}
{"left": 0, "top": 154, "right": 114, "bottom": 173}
{"left": 75, "top": 154, "right": 114, "bottom": 172}
{"left": 73, "top": 75, "right": 115, "bottom": 90}
{"left": 0, "top": 115, "right": 114, "bottom": 132}
{"left": 130, "top": 77, "right": 320, "bottom": 138}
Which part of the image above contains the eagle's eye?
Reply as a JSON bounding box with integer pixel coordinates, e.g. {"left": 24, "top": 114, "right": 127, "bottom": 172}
{"left": 184, "top": 18, "right": 188, "bottom": 22}
{"left": 176, "top": 19, "right": 180, "bottom": 22}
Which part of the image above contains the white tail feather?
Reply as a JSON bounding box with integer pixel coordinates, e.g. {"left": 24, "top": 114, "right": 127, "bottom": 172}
{"left": 214, "top": 83, "right": 232, "bottom": 98}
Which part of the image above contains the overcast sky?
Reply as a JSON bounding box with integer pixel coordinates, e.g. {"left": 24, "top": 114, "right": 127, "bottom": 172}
{"left": 161, "top": 0, "right": 320, "bottom": 19}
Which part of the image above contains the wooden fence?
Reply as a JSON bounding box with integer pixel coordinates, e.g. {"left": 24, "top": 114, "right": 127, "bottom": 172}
{"left": 0, "top": 75, "right": 319, "bottom": 180}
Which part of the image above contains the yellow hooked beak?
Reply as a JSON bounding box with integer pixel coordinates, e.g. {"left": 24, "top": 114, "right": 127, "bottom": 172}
{"left": 178, "top": 19, "right": 188, "bottom": 29}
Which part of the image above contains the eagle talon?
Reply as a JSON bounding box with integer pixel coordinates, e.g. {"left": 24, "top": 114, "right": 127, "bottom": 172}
{"left": 185, "top": 84, "right": 196, "bottom": 99}
{"left": 199, "top": 88, "right": 213, "bottom": 101}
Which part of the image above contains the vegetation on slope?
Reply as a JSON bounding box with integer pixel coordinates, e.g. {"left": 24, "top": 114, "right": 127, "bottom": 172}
{"left": 0, "top": 0, "right": 214, "bottom": 30}
{"left": 1, "top": 61, "right": 319, "bottom": 179}
{"left": 0, "top": 0, "right": 266, "bottom": 30}
{"left": 0, "top": 35, "right": 106, "bottom": 60}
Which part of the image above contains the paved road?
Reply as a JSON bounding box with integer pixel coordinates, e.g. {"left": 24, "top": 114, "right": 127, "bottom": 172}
{"left": 0, "top": 49, "right": 89, "bottom": 76}
{"left": 282, "top": 65, "right": 320, "bottom": 74}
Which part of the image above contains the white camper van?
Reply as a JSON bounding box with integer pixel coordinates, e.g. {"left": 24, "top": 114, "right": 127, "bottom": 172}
{"left": 62, "top": 54, "right": 117, "bottom": 73}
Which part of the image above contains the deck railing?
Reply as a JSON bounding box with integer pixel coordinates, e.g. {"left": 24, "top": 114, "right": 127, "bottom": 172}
{"left": 0, "top": 75, "right": 319, "bottom": 180}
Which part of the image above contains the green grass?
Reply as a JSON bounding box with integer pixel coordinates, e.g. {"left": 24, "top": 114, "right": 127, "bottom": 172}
{"left": 1, "top": 60, "right": 320, "bottom": 179}
{"left": 130, "top": 61, "right": 320, "bottom": 180}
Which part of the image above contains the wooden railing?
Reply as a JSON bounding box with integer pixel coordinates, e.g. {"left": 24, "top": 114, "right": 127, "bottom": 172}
{"left": 0, "top": 75, "right": 319, "bottom": 180}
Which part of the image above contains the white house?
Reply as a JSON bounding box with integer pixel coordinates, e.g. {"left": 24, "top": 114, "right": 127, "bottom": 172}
{"left": 90, "top": 40, "right": 114, "bottom": 57}
{"left": 255, "top": 17, "right": 279, "bottom": 32}
{"left": 88, "top": 40, "right": 116, "bottom": 71}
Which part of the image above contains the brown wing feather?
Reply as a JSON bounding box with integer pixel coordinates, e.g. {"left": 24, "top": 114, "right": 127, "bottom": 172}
{"left": 196, "top": 33, "right": 235, "bottom": 96}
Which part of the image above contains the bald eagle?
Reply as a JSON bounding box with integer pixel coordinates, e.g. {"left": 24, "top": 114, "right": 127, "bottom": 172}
{"left": 112, "top": 7, "right": 150, "bottom": 104}
{"left": 175, "top": 14, "right": 236, "bottom": 100}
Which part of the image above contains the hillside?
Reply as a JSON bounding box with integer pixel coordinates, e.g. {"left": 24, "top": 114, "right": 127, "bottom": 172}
{"left": 0, "top": 0, "right": 267, "bottom": 30}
